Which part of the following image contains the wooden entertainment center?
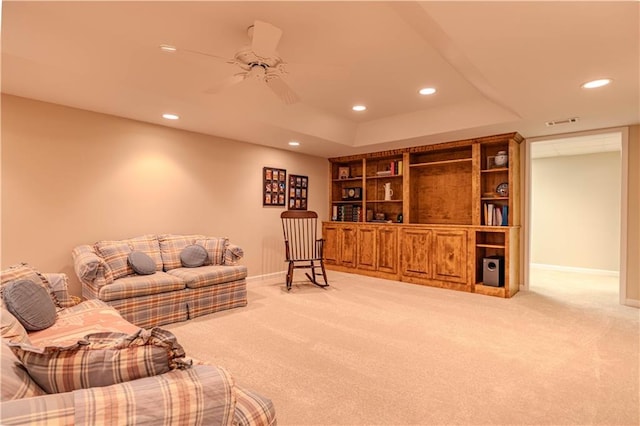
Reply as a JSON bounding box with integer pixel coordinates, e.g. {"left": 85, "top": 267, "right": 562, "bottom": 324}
{"left": 322, "top": 132, "right": 523, "bottom": 298}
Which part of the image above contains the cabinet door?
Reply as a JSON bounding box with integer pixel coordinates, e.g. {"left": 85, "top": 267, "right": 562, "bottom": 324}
{"left": 377, "top": 227, "right": 398, "bottom": 274}
{"left": 432, "top": 230, "right": 468, "bottom": 284}
{"left": 340, "top": 226, "right": 357, "bottom": 267}
{"left": 323, "top": 224, "right": 340, "bottom": 264}
{"left": 400, "top": 228, "right": 432, "bottom": 278}
{"left": 357, "top": 226, "right": 377, "bottom": 270}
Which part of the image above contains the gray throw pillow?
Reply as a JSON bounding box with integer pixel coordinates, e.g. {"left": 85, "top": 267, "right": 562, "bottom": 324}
{"left": 2, "top": 279, "right": 57, "bottom": 331}
{"left": 127, "top": 251, "right": 157, "bottom": 275}
{"left": 180, "top": 244, "right": 208, "bottom": 268}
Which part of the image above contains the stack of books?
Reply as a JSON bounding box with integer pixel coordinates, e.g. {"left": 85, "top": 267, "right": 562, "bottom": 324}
{"left": 333, "top": 204, "right": 362, "bottom": 222}
{"left": 484, "top": 204, "right": 508, "bottom": 226}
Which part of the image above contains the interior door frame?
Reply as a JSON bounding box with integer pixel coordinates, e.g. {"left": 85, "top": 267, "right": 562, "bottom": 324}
{"left": 522, "top": 126, "right": 628, "bottom": 305}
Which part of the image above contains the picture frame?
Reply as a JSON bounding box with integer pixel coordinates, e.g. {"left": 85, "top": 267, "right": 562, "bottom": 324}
{"left": 338, "top": 166, "right": 350, "bottom": 180}
{"left": 288, "top": 174, "right": 308, "bottom": 210}
{"left": 486, "top": 156, "right": 498, "bottom": 169}
{"left": 263, "top": 167, "right": 286, "bottom": 207}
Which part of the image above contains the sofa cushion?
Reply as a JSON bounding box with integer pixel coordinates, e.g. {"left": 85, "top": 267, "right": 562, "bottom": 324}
{"left": 1, "top": 307, "right": 31, "bottom": 344}
{"left": 3, "top": 279, "right": 57, "bottom": 331}
{"left": 95, "top": 241, "right": 133, "bottom": 280}
{"left": 28, "top": 299, "right": 140, "bottom": 348}
{"left": 97, "top": 272, "right": 185, "bottom": 302}
{"left": 128, "top": 251, "right": 157, "bottom": 275}
{"left": 9, "top": 328, "right": 191, "bottom": 394}
{"left": 1, "top": 263, "right": 60, "bottom": 309}
{"left": 1, "top": 340, "right": 47, "bottom": 401}
{"left": 126, "top": 234, "right": 164, "bottom": 271}
{"left": 180, "top": 244, "right": 208, "bottom": 268}
{"left": 167, "top": 265, "right": 248, "bottom": 289}
{"left": 158, "top": 234, "right": 203, "bottom": 271}
{"left": 196, "top": 237, "right": 228, "bottom": 265}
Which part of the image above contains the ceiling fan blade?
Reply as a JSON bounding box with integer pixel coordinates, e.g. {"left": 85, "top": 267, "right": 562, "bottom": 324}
{"left": 251, "top": 20, "right": 282, "bottom": 58}
{"left": 265, "top": 76, "right": 300, "bottom": 105}
{"left": 204, "top": 73, "right": 246, "bottom": 94}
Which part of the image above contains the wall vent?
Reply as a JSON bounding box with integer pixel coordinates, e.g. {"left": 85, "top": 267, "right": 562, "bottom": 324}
{"left": 545, "top": 117, "right": 579, "bottom": 127}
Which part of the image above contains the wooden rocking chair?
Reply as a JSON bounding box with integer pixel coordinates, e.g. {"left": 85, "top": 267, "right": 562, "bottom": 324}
{"left": 280, "top": 210, "right": 329, "bottom": 291}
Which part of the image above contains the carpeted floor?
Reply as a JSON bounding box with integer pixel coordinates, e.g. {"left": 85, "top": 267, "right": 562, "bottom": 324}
{"left": 164, "top": 269, "right": 639, "bottom": 425}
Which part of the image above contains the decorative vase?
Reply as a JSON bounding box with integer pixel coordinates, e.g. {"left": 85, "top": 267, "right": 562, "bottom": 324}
{"left": 494, "top": 151, "right": 508, "bottom": 167}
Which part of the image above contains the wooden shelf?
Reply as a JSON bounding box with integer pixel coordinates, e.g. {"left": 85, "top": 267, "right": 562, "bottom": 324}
{"left": 332, "top": 200, "right": 363, "bottom": 204}
{"left": 366, "top": 200, "right": 403, "bottom": 203}
{"left": 332, "top": 177, "right": 363, "bottom": 182}
{"left": 481, "top": 197, "right": 509, "bottom": 201}
{"left": 410, "top": 158, "right": 472, "bottom": 168}
{"left": 476, "top": 243, "right": 505, "bottom": 249}
{"left": 481, "top": 167, "right": 508, "bottom": 173}
{"left": 366, "top": 174, "right": 402, "bottom": 180}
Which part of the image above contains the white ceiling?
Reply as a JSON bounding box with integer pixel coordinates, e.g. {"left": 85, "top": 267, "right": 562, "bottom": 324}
{"left": 2, "top": 1, "right": 638, "bottom": 158}
{"left": 530, "top": 132, "right": 622, "bottom": 159}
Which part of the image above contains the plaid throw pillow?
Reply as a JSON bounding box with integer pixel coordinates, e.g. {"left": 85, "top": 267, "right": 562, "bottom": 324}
{"left": 1, "top": 263, "right": 60, "bottom": 309}
{"left": 94, "top": 241, "right": 133, "bottom": 280}
{"left": 1, "top": 341, "right": 46, "bottom": 400}
{"left": 9, "top": 327, "right": 192, "bottom": 394}
{"left": 195, "top": 237, "right": 229, "bottom": 265}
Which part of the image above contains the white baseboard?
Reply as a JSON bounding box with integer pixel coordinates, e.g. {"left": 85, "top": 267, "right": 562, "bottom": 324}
{"left": 623, "top": 298, "right": 640, "bottom": 308}
{"left": 531, "top": 263, "right": 619, "bottom": 277}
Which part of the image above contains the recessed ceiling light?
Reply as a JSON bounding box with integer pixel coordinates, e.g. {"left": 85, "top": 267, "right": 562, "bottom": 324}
{"left": 162, "top": 113, "right": 179, "bottom": 120}
{"left": 352, "top": 105, "right": 367, "bottom": 112}
{"left": 581, "top": 79, "right": 612, "bottom": 89}
{"left": 419, "top": 87, "right": 437, "bottom": 95}
{"left": 159, "top": 44, "right": 177, "bottom": 52}
{"left": 288, "top": 141, "right": 300, "bottom": 146}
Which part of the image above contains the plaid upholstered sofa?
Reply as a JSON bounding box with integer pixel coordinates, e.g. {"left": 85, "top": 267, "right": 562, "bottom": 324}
{"left": 72, "top": 234, "right": 248, "bottom": 328}
{"left": 1, "top": 265, "right": 276, "bottom": 425}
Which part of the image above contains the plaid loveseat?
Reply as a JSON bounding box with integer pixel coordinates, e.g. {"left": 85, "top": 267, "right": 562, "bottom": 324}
{"left": 72, "top": 234, "right": 248, "bottom": 328}
{"left": 1, "top": 271, "right": 276, "bottom": 426}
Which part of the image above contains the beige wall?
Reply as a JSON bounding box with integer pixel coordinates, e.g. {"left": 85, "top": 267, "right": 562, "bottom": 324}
{"left": 530, "top": 152, "right": 621, "bottom": 271}
{"left": 1, "top": 95, "right": 330, "bottom": 296}
{"left": 626, "top": 125, "right": 640, "bottom": 303}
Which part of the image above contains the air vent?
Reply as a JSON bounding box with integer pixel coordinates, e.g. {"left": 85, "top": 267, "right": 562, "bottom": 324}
{"left": 545, "top": 117, "right": 579, "bottom": 127}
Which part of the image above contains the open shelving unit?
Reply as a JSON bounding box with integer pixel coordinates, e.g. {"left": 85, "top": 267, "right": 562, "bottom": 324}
{"left": 325, "top": 132, "right": 523, "bottom": 298}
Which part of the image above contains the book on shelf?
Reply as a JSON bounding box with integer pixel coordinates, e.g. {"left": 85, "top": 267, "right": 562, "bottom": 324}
{"left": 484, "top": 203, "right": 508, "bottom": 226}
{"left": 334, "top": 204, "right": 362, "bottom": 222}
{"left": 377, "top": 160, "right": 403, "bottom": 176}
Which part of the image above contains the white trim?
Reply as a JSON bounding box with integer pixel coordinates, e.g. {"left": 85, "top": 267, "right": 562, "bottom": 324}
{"left": 623, "top": 298, "right": 640, "bottom": 308}
{"left": 247, "top": 271, "right": 286, "bottom": 283}
{"left": 530, "top": 263, "right": 619, "bottom": 277}
{"left": 619, "top": 127, "right": 629, "bottom": 305}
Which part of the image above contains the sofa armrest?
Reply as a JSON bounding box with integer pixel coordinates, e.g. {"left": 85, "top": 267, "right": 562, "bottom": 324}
{"left": 1, "top": 366, "right": 237, "bottom": 425}
{"left": 225, "top": 244, "right": 244, "bottom": 265}
{"left": 74, "top": 365, "right": 237, "bottom": 425}
{"left": 72, "top": 245, "right": 112, "bottom": 298}
{"left": 1, "top": 391, "right": 75, "bottom": 425}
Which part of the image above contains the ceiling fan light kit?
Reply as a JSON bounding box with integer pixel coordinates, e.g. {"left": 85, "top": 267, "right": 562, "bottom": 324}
{"left": 176, "top": 19, "right": 299, "bottom": 105}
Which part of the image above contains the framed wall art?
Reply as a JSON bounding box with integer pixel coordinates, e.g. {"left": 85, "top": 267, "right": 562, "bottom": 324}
{"left": 288, "top": 174, "right": 308, "bottom": 210}
{"left": 263, "top": 167, "right": 286, "bottom": 207}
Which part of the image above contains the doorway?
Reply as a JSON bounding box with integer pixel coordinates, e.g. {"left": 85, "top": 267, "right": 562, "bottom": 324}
{"left": 525, "top": 130, "right": 625, "bottom": 305}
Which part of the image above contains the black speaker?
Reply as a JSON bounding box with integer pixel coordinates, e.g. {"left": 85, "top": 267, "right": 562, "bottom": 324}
{"left": 482, "top": 256, "right": 504, "bottom": 287}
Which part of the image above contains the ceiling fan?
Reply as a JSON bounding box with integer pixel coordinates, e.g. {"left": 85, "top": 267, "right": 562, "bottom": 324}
{"left": 174, "top": 20, "right": 300, "bottom": 105}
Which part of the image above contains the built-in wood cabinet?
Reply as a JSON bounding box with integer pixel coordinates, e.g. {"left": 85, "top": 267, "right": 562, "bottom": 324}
{"left": 325, "top": 132, "right": 523, "bottom": 298}
{"left": 323, "top": 223, "right": 357, "bottom": 268}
